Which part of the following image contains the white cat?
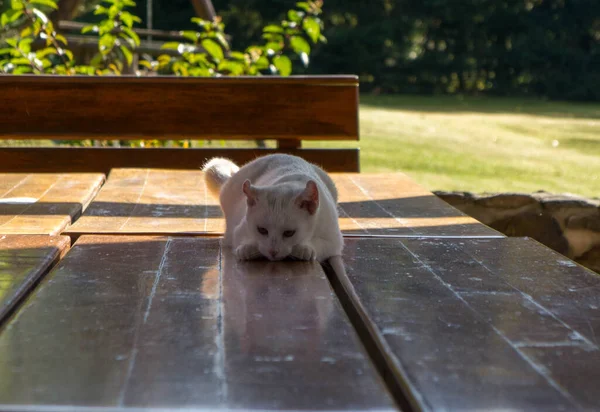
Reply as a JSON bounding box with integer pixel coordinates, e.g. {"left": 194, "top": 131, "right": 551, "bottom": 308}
{"left": 203, "top": 154, "right": 343, "bottom": 262}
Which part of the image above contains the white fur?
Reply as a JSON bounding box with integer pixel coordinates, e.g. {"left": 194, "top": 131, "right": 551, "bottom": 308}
{"left": 203, "top": 154, "right": 343, "bottom": 262}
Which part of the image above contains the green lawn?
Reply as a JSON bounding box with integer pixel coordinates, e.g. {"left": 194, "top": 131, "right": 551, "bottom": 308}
{"left": 306, "top": 95, "right": 600, "bottom": 198}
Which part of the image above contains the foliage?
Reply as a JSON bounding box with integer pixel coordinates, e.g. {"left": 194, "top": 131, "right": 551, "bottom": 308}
{"left": 146, "top": 1, "right": 324, "bottom": 76}
{"left": 0, "top": 0, "right": 77, "bottom": 74}
{"left": 210, "top": 0, "right": 600, "bottom": 101}
{"left": 0, "top": 0, "right": 327, "bottom": 146}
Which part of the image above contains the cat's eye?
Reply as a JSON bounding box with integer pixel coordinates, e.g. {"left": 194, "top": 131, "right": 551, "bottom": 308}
{"left": 283, "top": 230, "right": 296, "bottom": 238}
{"left": 257, "top": 226, "right": 268, "bottom": 236}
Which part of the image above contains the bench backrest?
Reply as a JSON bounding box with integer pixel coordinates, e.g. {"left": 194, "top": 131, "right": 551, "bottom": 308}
{"left": 0, "top": 75, "right": 359, "bottom": 172}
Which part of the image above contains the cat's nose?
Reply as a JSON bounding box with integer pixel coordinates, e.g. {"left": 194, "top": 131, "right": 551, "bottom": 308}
{"left": 269, "top": 249, "right": 278, "bottom": 258}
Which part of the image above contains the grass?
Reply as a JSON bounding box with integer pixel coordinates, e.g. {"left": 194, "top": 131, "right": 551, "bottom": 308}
{"left": 306, "top": 95, "right": 600, "bottom": 198}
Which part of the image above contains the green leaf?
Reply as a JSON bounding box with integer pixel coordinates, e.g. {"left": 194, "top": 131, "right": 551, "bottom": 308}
{"left": 214, "top": 32, "right": 229, "bottom": 49}
{"left": 131, "top": 15, "right": 142, "bottom": 23}
{"left": 63, "top": 49, "right": 74, "bottom": 61}
{"left": 138, "top": 59, "right": 153, "bottom": 69}
{"left": 287, "top": 10, "right": 304, "bottom": 22}
{"left": 98, "top": 34, "right": 116, "bottom": 54}
{"left": 201, "top": 38, "right": 223, "bottom": 61}
{"left": 218, "top": 60, "right": 244, "bottom": 75}
{"left": 262, "top": 33, "right": 283, "bottom": 42}
{"left": 90, "top": 53, "right": 103, "bottom": 67}
{"left": 94, "top": 6, "right": 109, "bottom": 15}
{"left": 263, "top": 24, "right": 284, "bottom": 34}
{"left": 10, "top": 0, "right": 24, "bottom": 11}
{"left": 290, "top": 35, "right": 310, "bottom": 54}
{"left": 272, "top": 55, "right": 292, "bottom": 76}
{"left": 123, "top": 0, "right": 136, "bottom": 6}
{"left": 55, "top": 34, "right": 68, "bottom": 45}
{"left": 255, "top": 55, "right": 269, "bottom": 69}
{"left": 157, "top": 54, "right": 171, "bottom": 64}
{"left": 1, "top": 13, "right": 8, "bottom": 28}
{"left": 0, "top": 48, "right": 12, "bottom": 56}
{"left": 161, "top": 42, "right": 182, "bottom": 50}
{"left": 296, "top": 2, "right": 311, "bottom": 12}
{"left": 121, "top": 12, "right": 134, "bottom": 28}
{"left": 20, "top": 25, "right": 32, "bottom": 37}
{"left": 229, "top": 51, "right": 246, "bottom": 61}
{"left": 120, "top": 45, "right": 133, "bottom": 66}
{"left": 13, "top": 66, "right": 33, "bottom": 74}
{"left": 265, "top": 41, "right": 283, "bottom": 53}
{"left": 302, "top": 17, "right": 320, "bottom": 43}
{"left": 180, "top": 30, "right": 199, "bottom": 42}
{"left": 30, "top": 0, "right": 58, "bottom": 9}
{"left": 11, "top": 57, "right": 32, "bottom": 65}
{"left": 189, "top": 67, "right": 212, "bottom": 77}
{"left": 4, "top": 9, "right": 24, "bottom": 24}
{"left": 81, "top": 25, "right": 98, "bottom": 34}
{"left": 18, "top": 38, "right": 33, "bottom": 53}
{"left": 36, "top": 47, "right": 57, "bottom": 58}
{"left": 108, "top": 5, "right": 119, "bottom": 19}
{"left": 122, "top": 27, "right": 140, "bottom": 47}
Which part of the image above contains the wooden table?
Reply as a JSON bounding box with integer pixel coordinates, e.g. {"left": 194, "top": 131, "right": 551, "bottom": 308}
{"left": 0, "top": 173, "right": 104, "bottom": 235}
{"left": 65, "top": 169, "right": 501, "bottom": 238}
{"left": 1, "top": 169, "right": 598, "bottom": 411}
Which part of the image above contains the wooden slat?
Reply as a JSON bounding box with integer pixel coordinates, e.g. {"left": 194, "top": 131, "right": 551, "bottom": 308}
{"left": 0, "top": 235, "right": 396, "bottom": 410}
{"left": 335, "top": 173, "right": 501, "bottom": 237}
{"left": 0, "top": 235, "right": 69, "bottom": 322}
{"left": 0, "top": 173, "right": 105, "bottom": 235}
{"left": 66, "top": 170, "right": 498, "bottom": 238}
{"left": 327, "top": 237, "right": 600, "bottom": 411}
{"left": 0, "top": 75, "right": 359, "bottom": 140}
{"left": 65, "top": 169, "right": 222, "bottom": 236}
{"left": 0, "top": 147, "right": 360, "bottom": 173}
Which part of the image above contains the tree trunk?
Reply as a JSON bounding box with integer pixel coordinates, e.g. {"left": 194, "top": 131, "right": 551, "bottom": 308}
{"left": 190, "top": 0, "right": 217, "bottom": 20}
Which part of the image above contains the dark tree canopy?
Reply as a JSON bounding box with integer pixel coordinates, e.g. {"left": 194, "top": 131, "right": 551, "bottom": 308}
{"left": 67, "top": 0, "right": 600, "bottom": 101}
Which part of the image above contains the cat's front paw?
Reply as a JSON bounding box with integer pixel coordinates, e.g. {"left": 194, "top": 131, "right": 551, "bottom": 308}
{"left": 235, "top": 244, "right": 262, "bottom": 261}
{"left": 290, "top": 244, "right": 317, "bottom": 261}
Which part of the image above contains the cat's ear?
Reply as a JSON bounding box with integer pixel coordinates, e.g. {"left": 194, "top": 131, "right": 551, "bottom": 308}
{"left": 242, "top": 179, "right": 257, "bottom": 207}
{"left": 295, "top": 180, "right": 319, "bottom": 215}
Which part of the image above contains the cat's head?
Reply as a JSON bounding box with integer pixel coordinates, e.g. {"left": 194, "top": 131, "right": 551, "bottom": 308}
{"left": 242, "top": 179, "right": 319, "bottom": 261}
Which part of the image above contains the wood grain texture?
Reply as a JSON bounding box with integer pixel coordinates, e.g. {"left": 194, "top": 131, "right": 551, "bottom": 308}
{"left": 328, "top": 237, "right": 600, "bottom": 411}
{"left": 64, "top": 169, "right": 222, "bottom": 236}
{"left": 66, "top": 170, "right": 498, "bottom": 237}
{"left": 0, "top": 75, "right": 359, "bottom": 140}
{"left": 335, "top": 173, "right": 501, "bottom": 237}
{"left": 0, "top": 147, "right": 360, "bottom": 173}
{"left": 0, "top": 173, "right": 105, "bottom": 235}
{"left": 0, "top": 235, "right": 396, "bottom": 410}
{"left": 0, "top": 235, "right": 69, "bottom": 323}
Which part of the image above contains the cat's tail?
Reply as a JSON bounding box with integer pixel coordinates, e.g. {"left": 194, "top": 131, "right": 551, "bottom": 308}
{"left": 202, "top": 157, "right": 239, "bottom": 196}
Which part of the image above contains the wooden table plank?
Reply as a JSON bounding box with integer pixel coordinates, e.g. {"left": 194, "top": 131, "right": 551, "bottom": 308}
{"left": 65, "top": 169, "right": 222, "bottom": 236}
{"left": 327, "top": 237, "right": 600, "bottom": 411}
{"left": 335, "top": 173, "right": 500, "bottom": 237}
{"left": 0, "top": 235, "right": 69, "bottom": 322}
{"left": 0, "top": 173, "right": 105, "bottom": 235}
{"left": 66, "top": 169, "right": 499, "bottom": 238}
{"left": 0, "top": 235, "right": 396, "bottom": 411}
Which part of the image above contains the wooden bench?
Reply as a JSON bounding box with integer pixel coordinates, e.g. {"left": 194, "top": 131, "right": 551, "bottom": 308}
{"left": 0, "top": 75, "right": 360, "bottom": 173}
{"left": 0, "top": 75, "right": 598, "bottom": 411}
